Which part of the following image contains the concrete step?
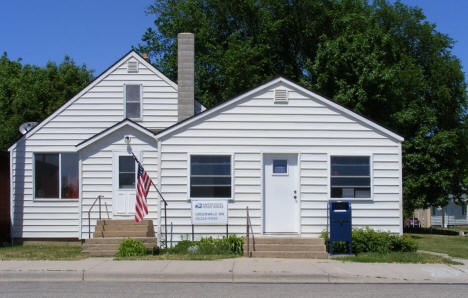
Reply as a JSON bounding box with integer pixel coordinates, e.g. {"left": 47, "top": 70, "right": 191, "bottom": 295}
{"left": 94, "top": 231, "right": 153, "bottom": 238}
{"left": 94, "top": 225, "right": 151, "bottom": 232}
{"left": 244, "top": 244, "right": 326, "bottom": 252}
{"left": 246, "top": 237, "right": 324, "bottom": 245}
{"left": 83, "top": 242, "right": 157, "bottom": 251}
{"left": 85, "top": 237, "right": 157, "bottom": 245}
{"left": 250, "top": 251, "right": 328, "bottom": 259}
{"left": 96, "top": 219, "right": 153, "bottom": 226}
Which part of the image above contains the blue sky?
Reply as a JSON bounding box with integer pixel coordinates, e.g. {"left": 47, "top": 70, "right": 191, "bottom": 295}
{"left": 0, "top": 0, "right": 467, "bottom": 79}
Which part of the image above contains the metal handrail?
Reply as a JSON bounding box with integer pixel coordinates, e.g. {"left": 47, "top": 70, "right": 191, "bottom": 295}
{"left": 88, "top": 195, "right": 104, "bottom": 239}
{"left": 246, "top": 206, "right": 255, "bottom": 257}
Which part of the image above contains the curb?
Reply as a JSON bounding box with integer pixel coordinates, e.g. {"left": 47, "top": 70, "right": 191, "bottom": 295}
{"left": 1, "top": 270, "right": 468, "bottom": 284}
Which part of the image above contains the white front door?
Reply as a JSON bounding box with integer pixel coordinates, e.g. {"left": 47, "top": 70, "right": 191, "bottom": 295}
{"left": 264, "top": 154, "right": 299, "bottom": 233}
{"left": 112, "top": 152, "right": 138, "bottom": 216}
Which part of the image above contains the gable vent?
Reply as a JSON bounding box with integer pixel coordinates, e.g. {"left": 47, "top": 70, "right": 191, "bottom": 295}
{"left": 274, "top": 89, "right": 288, "bottom": 103}
{"left": 127, "top": 61, "right": 138, "bottom": 73}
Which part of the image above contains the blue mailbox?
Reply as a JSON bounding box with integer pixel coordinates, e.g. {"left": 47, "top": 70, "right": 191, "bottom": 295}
{"left": 329, "top": 200, "right": 352, "bottom": 254}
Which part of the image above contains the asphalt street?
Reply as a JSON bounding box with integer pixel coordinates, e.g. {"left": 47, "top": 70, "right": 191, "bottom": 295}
{"left": 1, "top": 282, "right": 467, "bottom": 298}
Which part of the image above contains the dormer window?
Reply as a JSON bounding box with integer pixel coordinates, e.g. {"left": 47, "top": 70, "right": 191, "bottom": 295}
{"left": 125, "top": 84, "right": 141, "bottom": 119}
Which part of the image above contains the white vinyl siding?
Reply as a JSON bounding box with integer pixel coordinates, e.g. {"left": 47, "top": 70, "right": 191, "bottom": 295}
{"left": 80, "top": 126, "right": 158, "bottom": 239}
{"left": 159, "top": 82, "right": 402, "bottom": 242}
{"left": 10, "top": 52, "right": 175, "bottom": 239}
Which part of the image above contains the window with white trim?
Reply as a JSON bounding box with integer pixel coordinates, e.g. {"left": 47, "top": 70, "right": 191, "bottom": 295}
{"left": 331, "top": 156, "right": 371, "bottom": 198}
{"left": 190, "top": 155, "right": 231, "bottom": 198}
{"left": 34, "top": 153, "right": 79, "bottom": 199}
{"left": 125, "top": 84, "right": 141, "bottom": 119}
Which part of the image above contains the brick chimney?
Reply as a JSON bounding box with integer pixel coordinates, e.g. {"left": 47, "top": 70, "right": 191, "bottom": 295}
{"left": 177, "top": 33, "right": 195, "bottom": 121}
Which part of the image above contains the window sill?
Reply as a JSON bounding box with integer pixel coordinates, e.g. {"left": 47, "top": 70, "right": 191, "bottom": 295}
{"left": 330, "top": 197, "right": 373, "bottom": 201}
{"left": 189, "top": 198, "right": 232, "bottom": 201}
{"left": 34, "top": 198, "right": 79, "bottom": 202}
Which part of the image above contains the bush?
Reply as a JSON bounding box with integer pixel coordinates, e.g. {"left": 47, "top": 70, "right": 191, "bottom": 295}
{"left": 118, "top": 238, "right": 148, "bottom": 257}
{"left": 321, "top": 228, "right": 417, "bottom": 254}
{"left": 404, "top": 227, "right": 459, "bottom": 235}
{"left": 165, "top": 235, "right": 243, "bottom": 256}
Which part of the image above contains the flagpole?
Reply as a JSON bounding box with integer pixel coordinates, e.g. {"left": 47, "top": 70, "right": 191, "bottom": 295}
{"left": 131, "top": 152, "right": 168, "bottom": 248}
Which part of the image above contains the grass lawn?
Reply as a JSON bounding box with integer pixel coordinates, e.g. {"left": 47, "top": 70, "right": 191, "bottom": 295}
{"left": 334, "top": 252, "right": 461, "bottom": 265}
{"left": 408, "top": 233, "right": 468, "bottom": 259}
{"left": 0, "top": 245, "right": 86, "bottom": 260}
{"left": 436, "top": 226, "right": 468, "bottom": 232}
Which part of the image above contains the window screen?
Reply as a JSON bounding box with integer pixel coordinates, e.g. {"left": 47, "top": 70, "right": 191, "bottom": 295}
{"left": 35, "top": 153, "right": 59, "bottom": 198}
{"left": 125, "top": 85, "right": 141, "bottom": 118}
{"left": 61, "top": 154, "right": 79, "bottom": 198}
{"left": 119, "top": 156, "right": 135, "bottom": 189}
{"left": 331, "top": 156, "right": 370, "bottom": 198}
{"left": 35, "top": 153, "right": 79, "bottom": 199}
{"left": 190, "top": 155, "right": 231, "bottom": 198}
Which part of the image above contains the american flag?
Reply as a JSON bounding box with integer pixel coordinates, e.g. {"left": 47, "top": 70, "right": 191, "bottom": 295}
{"left": 135, "top": 160, "right": 151, "bottom": 222}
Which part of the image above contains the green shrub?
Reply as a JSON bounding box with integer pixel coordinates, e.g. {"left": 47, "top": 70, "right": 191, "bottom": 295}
{"left": 118, "top": 238, "right": 148, "bottom": 257}
{"left": 165, "top": 235, "right": 243, "bottom": 255}
{"left": 321, "top": 228, "right": 417, "bottom": 254}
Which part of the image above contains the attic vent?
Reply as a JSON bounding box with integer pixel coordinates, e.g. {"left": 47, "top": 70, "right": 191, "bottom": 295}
{"left": 274, "top": 89, "right": 288, "bottom": 103}
{"left": 127, "top": 61, "right": 138, "bottom": 73}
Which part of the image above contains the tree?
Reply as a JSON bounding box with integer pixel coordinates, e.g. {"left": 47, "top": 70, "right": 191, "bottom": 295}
{"left": 0, "top": 53, "right": 94, "bottom": 151}
{"left": 138, "top": 0, "right": 468, "bottom": 214}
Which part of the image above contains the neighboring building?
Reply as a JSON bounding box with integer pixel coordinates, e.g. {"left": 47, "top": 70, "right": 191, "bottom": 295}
{"left": 412, "top": 208, "right": 431, "bottom": 228}
{"left": 0, "top": 152, "right": 10, "bottom": 241}
{"left": 431, "top": 199, "right": 468, "bottom": 227}
{"left": 9, "top": 33, "right": 404, "bottom": 244}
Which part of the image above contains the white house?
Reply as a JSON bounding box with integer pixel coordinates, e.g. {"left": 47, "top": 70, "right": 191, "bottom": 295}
{"left": 431, "top": 199, "right": 468, "bottom": 227}
{"left": 9, "top": 33, "right": 404, "bottom": 245}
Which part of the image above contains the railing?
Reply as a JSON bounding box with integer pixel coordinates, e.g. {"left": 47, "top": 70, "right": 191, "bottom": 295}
{"left": 148, "top": 178, "right": 168, "bottom": 249}
{"left": 88, "top": 195, "right": 104, "bottom": 239}
{"left": 246, "top": 206, "right": 256, "bottom": 257}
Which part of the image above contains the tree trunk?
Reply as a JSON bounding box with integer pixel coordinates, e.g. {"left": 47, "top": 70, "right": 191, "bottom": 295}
{"left": 441, "top": 206, "right": 445, "bottom": 228}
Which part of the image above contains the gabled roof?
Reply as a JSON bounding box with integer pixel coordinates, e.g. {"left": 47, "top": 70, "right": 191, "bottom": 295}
{"left": 8, "top": 50, "right": 173, "bottom": 152}
{"left": 156, "top": 77, "right": 404, "bottom": 142}
{"left": 8, "top": 50, "right": 205, "bottom": 152}
{"left": 76, "top": 118, "right": 156, "bottom": 151}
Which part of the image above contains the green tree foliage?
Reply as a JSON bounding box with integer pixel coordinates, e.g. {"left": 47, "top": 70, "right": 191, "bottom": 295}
{"left": 138, "top": 0, "right": 467, "bottom": 213}
{"left": 0, "top": 53, "right": 93, "bottom": 151}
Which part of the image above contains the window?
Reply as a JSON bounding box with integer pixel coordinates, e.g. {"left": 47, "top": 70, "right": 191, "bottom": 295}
{"left": 119, "top": 156, "right": 136, "bottom": 189}
{"left": 462, "top": 204, "right": 467, "bottom": 216}
{"left": 35, "top": 153, "right": 79, "bottom": 199}
{"left": 125, "top": 84, "right": 141, "bottom": 119}
{"left": 273, "top": 159, "right": 288, "bottom": 174}
{"left": 331, "top": 156, "right": 371, "bottom": 199}
{"left": 432, "top": 207, "right": 436, "bottom": 216}
{"left": 190, "top": 155, "right": 231, "bottom": 198}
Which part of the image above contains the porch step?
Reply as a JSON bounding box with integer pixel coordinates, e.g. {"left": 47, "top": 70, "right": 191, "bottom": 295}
{"left": 92, "top": 219, "right": 155, "bottom": 238}
{"left": 85, "top": 237, "right": 157, "bottom": 245}
{"left": 97, "top": 219, "right": 153, "bottom": 226}
{"left": 82, "top": 219, "right": 157, "bottom": 257}
{"left": 82, "top": 237, "right": 158, "bottom": 257}
{"left": 244, "top": 237, "right": 327, "bottom": 259}
{"left": 93, "top": 231, "right": 153, "bottom": 238}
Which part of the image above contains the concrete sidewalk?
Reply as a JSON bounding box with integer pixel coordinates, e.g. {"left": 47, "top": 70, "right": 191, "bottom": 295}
{"left": 1, "top": 257, "right": 467, "bottom": 284}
